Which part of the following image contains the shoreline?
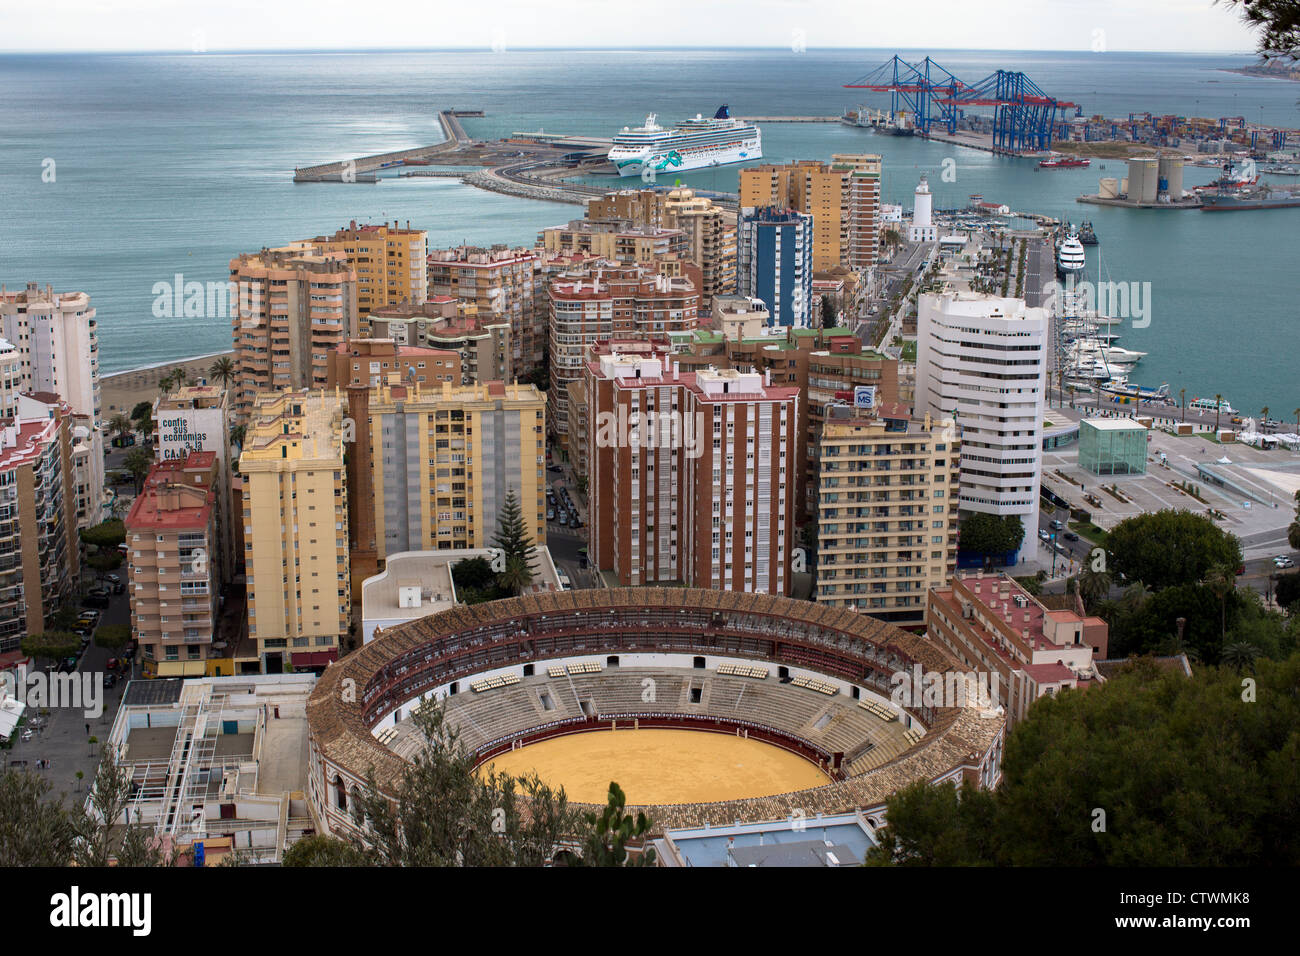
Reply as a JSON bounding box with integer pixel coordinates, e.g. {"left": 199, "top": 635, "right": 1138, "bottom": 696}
{"left": 101, "top": 350, "right": 234, "bottom": 417}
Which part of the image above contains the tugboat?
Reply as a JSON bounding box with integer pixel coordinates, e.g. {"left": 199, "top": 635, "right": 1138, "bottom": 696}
{"left": 1078, "top": 221, "right": 1098, "bottom": 245}
{"left": 1039, "top": 155, "right": 1091, "bottom": 168}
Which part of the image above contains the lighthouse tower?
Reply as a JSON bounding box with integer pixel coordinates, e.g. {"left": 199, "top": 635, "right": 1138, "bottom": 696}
{"left": 908, "top": 174, "right": 936, "bottom": 243}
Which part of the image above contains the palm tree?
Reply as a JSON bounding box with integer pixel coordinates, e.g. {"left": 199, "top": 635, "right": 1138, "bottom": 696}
{"left": 107, "top": 413, "right": 133, "bottom": 444}
{"left": 1180, "top": 387, "right": 1186, "bottom": 423}
{"left": 1293, "top": 407, "right": 1299, "bottom": 436}
{"left": 1076, "top": 564, "right": 1113, "bottom": 610}
{"left": 1260, "top": 406, "right": 1270, "bottom": 433}
{"left": 123, "top": 448, "right": 153, "bottom": 495}
{"left": 497, "top": 555, "right": 533, "bottom": 595}
{"left": 1214, "top": 393, "right": 1223, "bottom": 433}
{"left": 1220, "top": 641, "right": 1260, "bottom": 674}
{"left": 209, "top": 355, "right": 235, "bottom": 387}
{"left": 172, "top": 366, "right": 189, "bottom": 388}
{"left": 157, "top": 370, "right": 175, "bottom": 396}
{"left": 1204, "top": 563, "right": 1237, "bottom": 642}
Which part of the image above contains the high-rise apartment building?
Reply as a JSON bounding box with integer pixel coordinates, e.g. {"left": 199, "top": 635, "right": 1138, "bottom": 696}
{"left": 426, "top": 246, "right": 543, "bottom": 378}
{"left": 538, "top": 221, "right": 690, "bottom": 265}
{"left": 548, "top": 264, "right": 698, "bottom": 447}
{"left": 584, "top": 187, "right": 737, "bottom": 303}
{"left": 152, "top": 384, "right": 235, "bottom": 584}
{"left": 239, "top": 390, "right": 350, "bottom": 673}
{"left": 916, "top": 292, "right": 1048, "bottom": 555}
{"left": 367, "top": 379, "right": 546, "bottom": 560}
{"left": 737, "top": 207, "right": 813, "bottom": 329}
{"left": 300, "top": 221, "right": 428, "bottom": 334}
{"left": 0, "top": 284, "right": 104, "bottom": 528}
{"left": 586, "top": 354, "right": 797, "bottom": 593}
{"left": 366, "top": 299, "right": 510, "bottom": 385}
{"left": 739, "top": 156, "right": 882, "bottom": 271}
{"left": 325, "top": 340, "right": 462, "bottom": 587}
{"left": 125, "top": 453, "right": 221, "bottom": 676}
{"left": 229, "top": 249, "right": 359, "bottom": 425}
{"left": 815, "top": 405, "right": 961, "bottom": 625}
{"left": 0, "top": 395, "right": 79, "bottom": 653}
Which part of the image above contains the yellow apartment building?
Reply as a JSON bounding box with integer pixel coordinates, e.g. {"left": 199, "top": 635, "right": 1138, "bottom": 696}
{"left": 300, "top": 221, "right": 428, "bottom": 335}
{"left": 239, "top": 389, "right": 350, "bottom": 673}
{"left": 367, "top": 379, "right": 546, "bottom": 560}
{"left": 816, "top": 405, "right": 960, "bottom": 626}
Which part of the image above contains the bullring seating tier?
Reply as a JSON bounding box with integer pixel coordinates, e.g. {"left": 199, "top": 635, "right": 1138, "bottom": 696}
{"left": 382, "top": 668, "right": 913, "bottom": 769}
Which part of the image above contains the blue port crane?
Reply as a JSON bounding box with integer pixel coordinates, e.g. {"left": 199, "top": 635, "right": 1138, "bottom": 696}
{"left": 845, "top": 57, "right": 1077, "bottom": 154}
{"left": 843, "top": 55, "right": 967, "bottom": 135}
{"left": 936, "top": 70, "right": 1077, "bottom": 153}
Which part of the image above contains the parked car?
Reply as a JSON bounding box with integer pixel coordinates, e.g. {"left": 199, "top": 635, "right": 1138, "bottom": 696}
{"left": 105, "top": 574, "right": 120, "bottom": 585}
{"left": 1038, "top": 529, "right": 1052, "bottom": 542}
{"left": 1274, "top": 556, "right": 1295, "bottom": 569}
{"left": 558, "top": 514, "right": 568, "bottom": 527}
{"left": 546, "top": 508, "right": 555, "bottom": 521}
{"left": 1063, "top": 531, "right": 1079, "bottom": 542}
{"left": 83, "top": 594, "right": 110, "bottom": 609}
{"left": 1049, "top": 519, "right": 1064, "bottom": 530}
{"left": 79, "top": 609, "right": 101, "bottom": 623}
{"left": 102, "top": 673, "right": 117, "bottom": 689}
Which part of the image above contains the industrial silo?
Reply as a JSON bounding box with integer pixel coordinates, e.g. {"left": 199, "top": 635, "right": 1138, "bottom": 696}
{"left": 1126, "top": 158, "right": 1158, "bottom": 204}
{"left": 1099, "top": 177, "right": 1119, "bottom": 199}
{"left": 1158, "top": 155, "right": 1184, "bottom": 200}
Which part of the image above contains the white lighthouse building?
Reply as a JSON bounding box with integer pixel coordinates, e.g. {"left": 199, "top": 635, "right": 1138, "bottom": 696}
{"left": 908, "top": 174, "right": 936, "bottom": 243}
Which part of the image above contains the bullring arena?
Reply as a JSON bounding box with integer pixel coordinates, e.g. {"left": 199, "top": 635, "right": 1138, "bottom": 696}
{"left": 305, "top": 588, "right": 1006, "bottom": 841}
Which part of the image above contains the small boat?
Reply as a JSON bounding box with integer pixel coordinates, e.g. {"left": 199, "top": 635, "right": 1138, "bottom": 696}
{"left": 1078, "top": 221, "right": 1098, "bottom": 245}
{"left": 1040, "top": 155, "right": 1091, "bottom": 169}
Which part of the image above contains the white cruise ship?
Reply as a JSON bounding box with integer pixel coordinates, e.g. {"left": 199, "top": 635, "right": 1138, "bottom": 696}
{"left": 608, "top": 105, "right": 761, "bottom": 178}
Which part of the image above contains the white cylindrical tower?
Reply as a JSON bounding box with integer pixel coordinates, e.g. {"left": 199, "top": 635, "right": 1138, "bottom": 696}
{"left": 914, "top": 174, "right": 933, "bottom": 227}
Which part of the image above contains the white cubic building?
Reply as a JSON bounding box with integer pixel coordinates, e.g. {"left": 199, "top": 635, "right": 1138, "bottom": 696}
{"left": 916, "top": 291, "right": 1048, "bottom": 556}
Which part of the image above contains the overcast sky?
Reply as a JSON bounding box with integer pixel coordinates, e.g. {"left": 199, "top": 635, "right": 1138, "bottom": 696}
{"left": 1, "top": 0, "right": 1261, "bottom": 54}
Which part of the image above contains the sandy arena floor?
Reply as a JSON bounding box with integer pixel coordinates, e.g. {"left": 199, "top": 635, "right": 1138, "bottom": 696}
{"left": 477, "top": 727, "right": 830, "bottom": 805}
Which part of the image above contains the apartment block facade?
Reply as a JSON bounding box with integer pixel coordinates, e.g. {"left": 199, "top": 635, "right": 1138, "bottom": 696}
{"left": 916, "top": 292, "right": 1048, "bottom": 555}
{"left": 367, "top": 380, "right": 546, "bottom": 560}
{"left": 739, "top": 156, "right": 882, "bottom": 272}
{"left": 125, "top": 453, "right": 221, "bottom": 676}
{"left": 326, "top": 340, "right": 463, "bottom": 587}
{"left": 366, "top": 299, "right": 510, "bottom": 385}
{"left": 426, "top": 246, "right": 543, "bottom": 378}
{"left": 0, "top": 395, "right": 79, "bottom": 653}
{"left": 926, "top": 573, "right": 1109, "bottom": 725}
{"left": 584, "top": 187, "right": 737, "bottom": 304}
{"left": 300, "top": 221, "right": 428, "bottom": 334}
{"left": 548, "top": 264, "right": 699, "bottom": 448}
{"left": 815, "top": 406, "right": 961, "bottom": 625}
{"left": 0, "top": 284, "right": 104, "bottom": 528}
{"left": 737, "top": 207, "right": 813, "bottom": 329}
{"left": 239, "top": 391, "right": 350, "bottom": 673}
{"left": 587, "top": 354, "right": 797, "bottom": 594}
{"left": 229, "top": 249, "right": 359, "bottom": 425}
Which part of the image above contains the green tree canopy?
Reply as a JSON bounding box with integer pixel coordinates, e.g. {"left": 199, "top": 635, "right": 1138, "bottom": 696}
{"left": 282, "top": 834, "right": 373, "bottom": 867}
{"left": 1224, "top": 0, "right": 1300, "bottom": 59}
{"left": 80, "top": 518, "right": 126, "bottom": 550}
{"left": 130, "top": 400, "right": 154, "bottom": 424}
{"left": 0, "top": 770, "right": 74, "bottom": 865}
{"left": 345, "top": 700, "right": 585, "bottom": 866}
{"left": 94, "top": 623, "right": 132, "bottom": 650}
{"left": 1105, "top": 510, "right": 1241, "bottom": 591}
{"left": 959, "top": 512, "right": 1024, "bottom": 556}
{"left": 21, "top": 632, "right": 80, "bottom": 661}
{"left": 868, "top": 655, "right": 1300, "bottom": 866}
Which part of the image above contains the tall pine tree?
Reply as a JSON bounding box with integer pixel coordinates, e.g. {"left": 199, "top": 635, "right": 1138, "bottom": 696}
{"left": 492, "top": 489, "right": 538, "bottom": 594}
